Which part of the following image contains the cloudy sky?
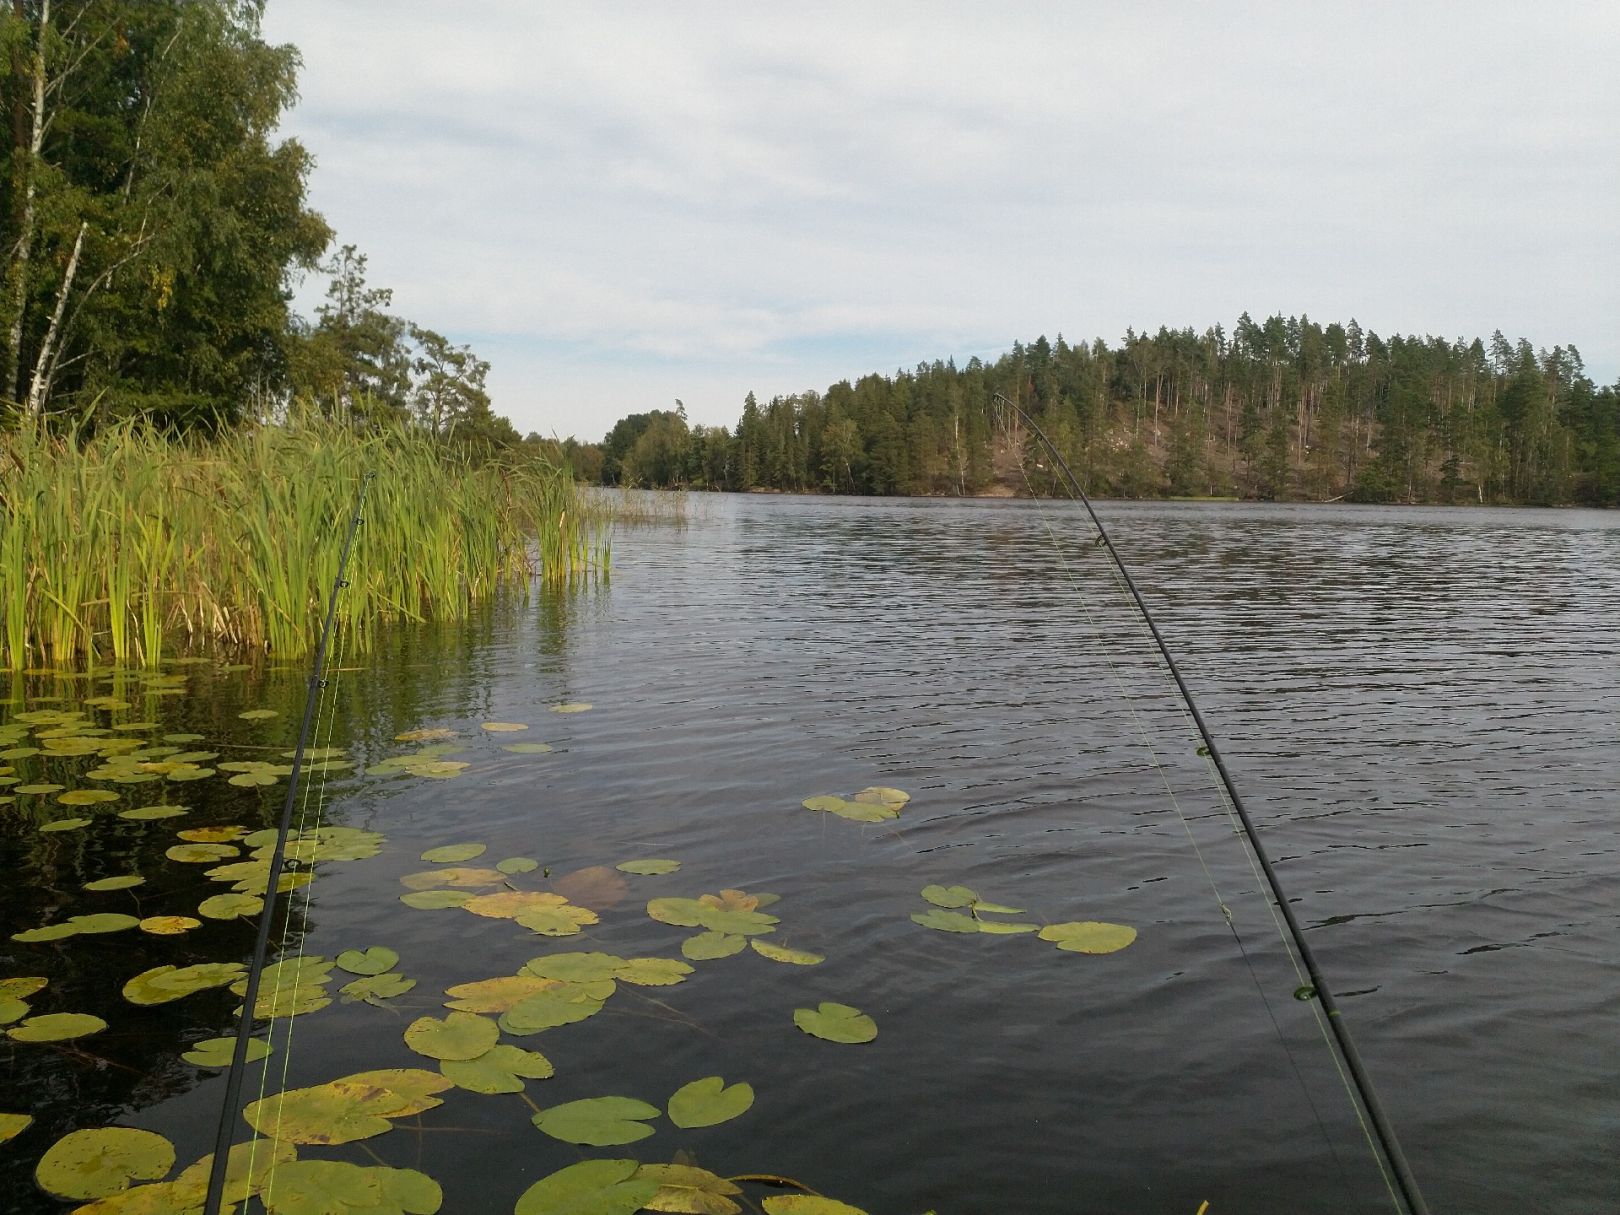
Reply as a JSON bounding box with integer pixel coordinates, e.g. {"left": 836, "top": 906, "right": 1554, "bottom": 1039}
{"left": 260, "top": 2, "right": 1620, "bottom": 443}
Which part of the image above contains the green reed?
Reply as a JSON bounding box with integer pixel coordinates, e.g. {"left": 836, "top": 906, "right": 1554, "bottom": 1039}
{"left": 0, "top": 419, "right": 607, "bottom": 669}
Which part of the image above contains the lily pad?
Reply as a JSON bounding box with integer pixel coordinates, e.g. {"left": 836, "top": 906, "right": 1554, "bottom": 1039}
{"left": 440, "top": 1044, "right": 554, "bottom": 1094}
{"left": 523, "top": 952, "right": 626, "bottom": 984}
{"left": 496, "top": 856, "right": 540, "bottom": 874}
{"left": 238, "top": 709, "right": 278, "bottom": 720}
{"left": 15, "top": 783, "right": 65, "bottom": 795}
{"left": 0, "top": 998, "right": 28, "bottom": 1025}
{"left": 39, "top": 817, "right": 91, "bottom": 833}
{"left": 83, "top": 875, "right": 145, "bottom": 892}
{"left": 480, "top": 722, "right": 528, "bottom": 732}
{"left": 501, "top": 743, "right": 553, "bottom": 755}
{"left": 243, "top": 1070, "right": 451, "bottom": 1145}
{"left": 182, "top": 1036, "right": 272, "bottom": 1068}
{"left": 123, "top": 962, "right": 247, "bottom": 1005}
{"left": 13, "top": 912, "right": 140, "bottom": 942}
{"left": 420, "top": 843, "right": 486, "bottom": 863}
{"left": 0, "top": 1113, "right": 31, "bottom": 1143}
{"left": 198, "top": 893, "right": 263, "bottom": 920}
{"left": 443, "top": 975, "right": 556, "bottom": 1014}
{"left": 762, "top": 1198, "right": 870, "bottom": 1215}
{"left": 683, "top": 932, "right": 746, "bottom": 961}
{"left": 118, "top": 805, "right": 187, "bottom": 820}
{"left": 460, "top": 890, "right": 567, "bottom": 919}
{"left": 139, "top": 916, "right": 201, "bottom": 935}
{"left": 34, "top": 1127, "right": 175, "bottom": 1200}
{"left": 548, "top": 702, "right": 593, "bottom": 714}
{"left": 165, "top": 842, "right": 238, "bottom": 864}
{"left": 802, "top": 795, "right": 895, "bottom": 823}
{"left": 616, "top": 858, "right": 681, "bottom": 875}
{"left": 0, "top": 977, "right": 47, "bottom": 999}
{"left": 8, "top": 1012, "right": 108, "bottom": 1042}
{"left": 499, "top": 986, "right": 607, "bottom": 1034}
{"left": 635, "top": 1164, "right": 743, "bottom": 1215}
{"left": 667, "top": 1076, "right": 755, "bottom": 1129}
{"left": 1038, "top": 921, "right": 1138, "bottom": 954}
{"left": 793, "top": 1002, "right": 877, "bottom": 1044}
{"left": 750, "top": 940, "right": 825, "bottom": 965}
{"left": 532, "top": 1096, "right": 659, "bottom": 1146}
{"left": 399, "top": 866, "right": 506, "bottom": 891}
{"left": 615, "top": 957, "right": 694, "bottom": 987}
{"left": 336, "top": 946, "right": 400, "bottom": 976}
{"left": 399, "top": 890, "right": 472, "bottom": 910}
{"left": 403, "top": 1011, "right": 500, "bottom": 1062}
{"left": 516, "top": 904, "right": 599, "bottom": 936}
{"left": 394, "top": 727, "right": 456, "bottom": 742}
{"left": 920, "top": 884, "right": 977, "bottom": 908}
{"left": 514, "top": 1159, "right": 659, "bottom": 1215}
{"left": 340, "top": 973, "right": 418, "bottom": 1005}
{"left": 910, "top": 909, "right": 983, "bottom": 934}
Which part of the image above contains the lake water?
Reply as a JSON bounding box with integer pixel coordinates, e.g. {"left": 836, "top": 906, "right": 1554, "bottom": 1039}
{"left": 2, "top": 495, "right": 1616, "bottom": 1214}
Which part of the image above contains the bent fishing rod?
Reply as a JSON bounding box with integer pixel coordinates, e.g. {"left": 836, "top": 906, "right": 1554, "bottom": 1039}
{"left": 201, "top": 472, "right": 373, "bottom": 1215}
{"left": 990, "top": 393, "right": 1429, "bottom": 1215}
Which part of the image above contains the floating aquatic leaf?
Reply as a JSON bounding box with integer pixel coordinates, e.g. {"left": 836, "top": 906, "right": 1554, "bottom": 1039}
{"left": 750, "top": 940, "right": 825, "bottom": 965}
{"left": 399, "top": 867, "right": 506, "bottom": 891}
{"left": 400, "top": 890, "right": 472, "bottom": 910}
{"left": 34, "top": 1127, "right": 175, "bottom": 1201}
{"left": 514, "top": 1159, "right": 659, "bottom": 1215}
{"left": 515, "top": 903, "right": 599, "bottom": 936}
{"left": 177, "top": 825, "right": 248, "bottom": 843}
{"left": 0, "top": 998, "right": 26, "bottom": 1025}
{"left": 0, "top": 1113, "right": 31, "bottom": 1143}
{"left": 548, "top": 702, "right": 593, "bottom": 714}
{"left": 394, "top": 727, "right": 456, "bottom": 742}
{"left": 58, "top": 789, "right": 119, "bottom": 806}
{"left": 340, "top": 973, "right": 417, "bottom": 1005}
{"left": 802, "top": 796, "right": 894, "bottom": 823}
{"left": 238, "top": 709, "right": 278, "bottom": 720}
{"left": 118, "top": 804, "right": 186, "bottom": 820}
{"left": 440, "top": 1043, "right": 554, "bottom": 1094}
{"left": 0, "top": 977, "right": 47, "bottom": 999}
{"left": 237, "top": 956, "right": 334, "bottom": 992}
{"left": 123, "top": 962, "right": 246, "bottom": 1005}
{"left": 404, "top": 1011, "right": 500, "bottom": 1062}
{"left": 480, "top": 721, "right": 528, "bottom": 732}
{"left": 161, "top": 1140, "right": 297, "bottom": 1213}
{"left": 461, "top": 890, "right": 567, "bottom": 919}
{"left": 532, "top": 1096, "right": 659, "bottom": 1146}
{"left": 444, "top": 975, "right": 556, "bottom": 1013}
{"left": 683, "top": 932, "right": 746, "bottom": 961}
{"left": 258, "top": 1158, "right": 380, "bottom": 1214}
{"left": 647, "top": 897, "right": 708, "bottom": 928}
{"left": 976, "top": 920, "right": 1038, "bottom": 935}
{"left": 338, "top": 1069, "right": 454, "bottom": 1117}
{"left": 110, "top": 721, "right": 160, "bottom": 732}
{"left": 762, "top": 1198, "right": 869, "bottom": 1215}
{"left": 699, "top": 908, "right": 778, "bottom": 936}
{"left": 667, "top": 1076, "right": 755, "bottom": 1129}
{"left": 162, "top": 733, "right": 204, "bottom": 743}
{"left": 15, "top": 783, "right": 65, "bottom": 795}
{"left": 497, "top": 856, "right": 539, "bottom": 875}
{"left": 243, "top": 983, "right": 331, "bottom": 1019}
{"left": 39, "top": 817, "right": 91, "bottom": 833}
{"left": 139, "top": 916, "right": 201, "bottom": 935}
{"left": 8, "top": 1012, "right": 108, "bottom": 1042}
{"left": 793, "top": 1002, "right": 877, "bottom": 1044}
{"left": 616, "top": 858, "right": 681, "bottom": 875}
{"left": 499, "top": 986, "right": 607, "bottom": 1034}
{"left": 523, "top": 952, "right": 625, "bottom": 984}
{"left": 910, "top": 909, "right": 982, "bottom": 934}
{"left": 616, "top": 957, "right": 694, "bottom": 986}
{"left": 336, "top": 946, "right": 400, "bottom": 976}
{"left": 83, "top": 875, "right": 145, "bottom": 892}
{"left": 920, "top": 884, "right": 976, "bottom": 909}
{"left": 198, "top": 893, "right": 262, "bottom": 920}
{"left": 634, "top": 1164, "right": 743, "bottom": 1215}
{"left": 13, "top": 913, "right": 140, "bottom": 942}
{"left": 166, "top": 842, "right": 238, "bottom": 864}
{"left": 371, "top": 755, "right": 469, "bottom": 779}
{"left": 850, "top": 786, "right": 910, "bottom": 809}
{"left": 1037, "top": 921, "right": 1138, "bottom": 954}
{"left": 242, "top": 1087, "right": 389, "bottom": 1146}
{"left": 501, "top": 743, "right": 553, "bottom": 755}
{"left": 420, "top": 842, "right": 486, "bottom": 863}
{"left": 182, "top": 1036, "right": 271, "bottom": 1068}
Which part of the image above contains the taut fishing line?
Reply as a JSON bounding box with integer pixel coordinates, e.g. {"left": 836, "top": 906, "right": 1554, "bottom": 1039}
{"left": 990, "top": 393, "right": 1429, "bottom": 1215}
{"left": 202, "top": 472, "right": 373, "bottom": 1215}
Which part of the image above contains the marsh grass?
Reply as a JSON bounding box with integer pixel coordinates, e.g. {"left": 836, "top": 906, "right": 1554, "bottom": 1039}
{"left": 0, "top": 420, "right": 606, "bottom": 669}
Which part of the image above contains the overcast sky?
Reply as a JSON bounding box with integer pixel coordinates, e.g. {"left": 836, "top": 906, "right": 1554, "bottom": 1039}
{"left": 260, "top": 2, "right": 1620, "bottom": 443}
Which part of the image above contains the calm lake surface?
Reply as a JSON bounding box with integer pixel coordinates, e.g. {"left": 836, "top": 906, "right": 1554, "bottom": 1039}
{"left": 2, "top": 495, "right": 1616, "bottom": 1214}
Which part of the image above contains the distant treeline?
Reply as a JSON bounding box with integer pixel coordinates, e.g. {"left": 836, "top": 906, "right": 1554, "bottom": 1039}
{"left": 591, "top": 316, "right": 1619, "bottom": 506}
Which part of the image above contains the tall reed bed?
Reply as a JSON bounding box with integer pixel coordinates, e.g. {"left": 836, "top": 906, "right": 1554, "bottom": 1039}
{"left": 0, "top": 420, "right": 606, "bottom": 669}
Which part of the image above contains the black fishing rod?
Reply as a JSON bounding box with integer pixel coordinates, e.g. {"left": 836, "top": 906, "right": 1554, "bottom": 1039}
{"left": 201, "top": 472, "right": 373, "bottom": 1215}
{"left": 990, "top": 393, "right": 1429, "bottom": 1215}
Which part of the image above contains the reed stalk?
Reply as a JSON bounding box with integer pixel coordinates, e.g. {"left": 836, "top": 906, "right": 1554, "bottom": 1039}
{"left": 0, "top": 418, "right": 607, "bottom": 669}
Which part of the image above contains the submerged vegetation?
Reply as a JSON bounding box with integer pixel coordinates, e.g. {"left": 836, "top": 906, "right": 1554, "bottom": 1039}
{"left": 0, "top": 420, "right": 604, "bottom": 670}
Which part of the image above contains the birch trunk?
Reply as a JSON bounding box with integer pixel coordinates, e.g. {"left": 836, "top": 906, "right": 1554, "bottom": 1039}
{"left": 4, "top": 0, "right": 47, "bottom": 403}
{"left": 25, "top": 219, "right": 84, "bottom": 419}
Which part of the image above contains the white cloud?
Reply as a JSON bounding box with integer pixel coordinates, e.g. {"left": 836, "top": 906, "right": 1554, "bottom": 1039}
{"left": 263, "top": 1, "right": 1620, "bottom": 440}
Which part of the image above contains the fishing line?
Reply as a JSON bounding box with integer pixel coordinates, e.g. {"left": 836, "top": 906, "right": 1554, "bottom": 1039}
{"left": 991, "top": 393, "right": 1429, "bottom": 1215}
{"left": 202, "top": 473, "right": 373, "bottom": 1215}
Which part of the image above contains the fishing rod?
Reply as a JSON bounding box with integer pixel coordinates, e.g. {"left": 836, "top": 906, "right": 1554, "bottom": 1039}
{"left": 201, "top": 472, "right": 373, "bottom": 1215}
{"left": 990, "top": 393, "right": 1430, "bottom": 1215}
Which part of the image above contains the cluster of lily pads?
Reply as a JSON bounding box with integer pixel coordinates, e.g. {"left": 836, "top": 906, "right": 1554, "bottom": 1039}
{"left": 909, "top": 884, "right": 1139, "bottom": 955}
{"left": 801, "top": 786, "right": 910, "bottom": 823}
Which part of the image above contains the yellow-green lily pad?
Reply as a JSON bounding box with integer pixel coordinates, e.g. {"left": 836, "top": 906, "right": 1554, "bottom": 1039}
{"left": 634, "top": 1164, "right": 743, "bottom": 1215}
{"left": 118, "top": 805, "right": 187, "bottom": 820}
{"left": 403, "top": 1011, "right": 499, "bottom": 1062}
{"left": 336, "top": 947, "right": 399, "bottom": 976}
{"left": 515, "top": 1160, "right": 658, "bottom": 1215}
{"left": 1038, "top": 921, "right": 1138, "bottom": 954}
{"left": 34, "top": 1127, "right": 175, "bottom": 1200}
{"left": 58, "top": 789, "right": 119, "bottom": 806}
{"left": 339, "top": 973, "right": 417, "bottom": 1005}
{"left": 750, "top": 940, "right": 825, "bottom": 965}
{"left": 793, "top": 1002, "right": 877, "bottom": 1044}
{"left": 496, "top": 856, "right": 539, "bottom": 874}
{"left": 440, "top": 1044, "right": 554, "bottom": 1094}
{"left": 683, "top": 931, "right": 746, "bottom": 961}
{"left": 182, "top": 1036, "right": 271, "bottom": 1068}
{"left": 39, "top": 817, "right": 92, "bottom": 833}
{"left": 763, "top": 1198, "right": 870, "bottom": 1215}
{"left": 531, "top": 1096, "right": 659, "bottom": 1146}
{"left": 420, "top": 843, "right": 486, "bottom": 863}
{"left": 198, "top": 893, "right": 262, "bottom": 920}
{"left": 616, "top": 858, "right": 680, "bottom": 875}
{"left": 123, "top": 963, "right": 246, "bottom": 1006}
{"left": 667, "top": 1076, "right": 754, "bottom": 1129}
{"left": 480, "top": 722, "right": 528, "bottom": 732}
{"left": 0, "top": 977, "right": 47, "bottom": 999}
{"left": 8, "top": 1012, "right": 108, "bottom": 1043}
{"left": 548, "top": 702, "right": 592, "bottom": 714}
{"left": 0, "top": 1113, "right": 31, "bottom": 1143}
{"left": 84, "top": 875, "right": 145, "bottom": 892}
